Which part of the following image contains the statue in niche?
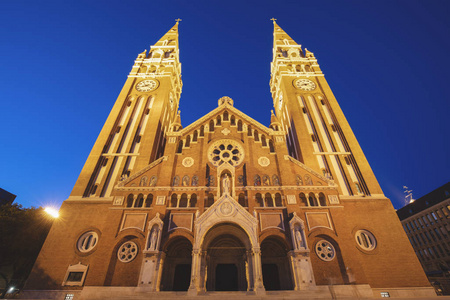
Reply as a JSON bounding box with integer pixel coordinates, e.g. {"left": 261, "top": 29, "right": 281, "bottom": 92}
{"left": 304, "top": 175, "right": 313, "bottom": 185}
{"left": 149, "top": 227, "right": 158, "bottom": 251}
{"left": 192, "top": 175, "right": 199, "bottom": 186}
{"left": 149, "top": 176, "right": 157, "bottom": 187}
{"left": 296, "top": 175, "right": 303, "bottom": 186}
{"left": 273, "top": 175, "right": 280, "bottom": 186}
{"left": 294, "top": 226, "right": 304, "bottom": 250}
{"left": 237, "top": 175, "right": 244, "bottom": 186}
{"left": 262, "top": 175, "right": 270, "bottom": 186}
{"left": 182, "top": 175, "right": 190, "bottom": 186}
{"left": 208, "top": 175, "right": 215, "bottom": 186}
{"left": 140, "top": 176, "right": 148, "bottom": 187}
{"left": 222, "top": 174, "right": 230, "bottom": 195}
{"left": 173, "top": 176, "right": 180, "bottom": 186}
{"left": 254, "top": 175, "right": 261, "bottom": 186}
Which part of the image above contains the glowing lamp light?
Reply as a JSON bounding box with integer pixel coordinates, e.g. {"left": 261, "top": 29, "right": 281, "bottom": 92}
{"left": 44, "top": 207, "right": 59, "bottom": 218}
{"left": 8, "top": 286, "right": 15, "bottom": 293}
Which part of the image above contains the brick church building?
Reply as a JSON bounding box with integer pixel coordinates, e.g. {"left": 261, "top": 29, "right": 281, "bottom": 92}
{"left": 22, "top": 21, "right": 435, "bottom": 299}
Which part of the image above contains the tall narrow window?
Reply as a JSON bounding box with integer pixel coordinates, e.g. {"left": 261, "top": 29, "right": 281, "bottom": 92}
{"left": 176, "top": 140, "right": 183, "bottom": 153}
{"left": 237, "top": 120, "right": 243, "bottom": 131}
{"left": 209, "top": 120, "right": 215, "bottom": 132}
{"left": 193, "top": 131, "right": 198, "bottom": 142}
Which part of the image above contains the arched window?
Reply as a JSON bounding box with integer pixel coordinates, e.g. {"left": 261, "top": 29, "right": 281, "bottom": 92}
{"left": 126, "top": 194, "right": 134, "bottom": 207}
{"left": 170, "top": 194, "right": 178, "bottom": 207}
{"left": 223, "top": 111, "right": 229, "bottom": 121}
{"left": 247, "top": 125, "right": 252, "bottom": 136}
{"left": 269, "top": 140, "right": 275, "bottom": 153}
{"left": 255, "top": 193, "right": 264, "bottom": 207}
{"left": 185, "top": 136, "right": 191, "bottom": 147}
{"left": 179, "top": 194, "right": 188, "bottom": 207}
{"left": 238, "top": 193, "right": 247, "bottom": 207}
{"left": 200, "top": 125, "right": 205, "bottom": 136}
{"left": 145, "top": 194, "right": 153, "bottom": 207}
{"left": 237, "top": 120, "right": 243, "bottom": 131}
{"left": 261, "top": 135, "right": 267, "bottom": 147}
{"left": 262, "top": 175, "right": 270, "bottom": 186}
{"left": 308, "top": 193, "right": 318, "bottom": 206}
{"left": 230, "top": 115, "right": 236, "bottom": 126}
{"left": 209, "top": 120, "right": 215, "bottom": 132}
{"left": 135, "top": 194, "right": 144, "bottom": 207}
{"left": 299, "top": 193, "right": 308, "bottom": 206}
{"left": 254, "top": 130, "right": 259, "bottom": 141}
{"left": 254, "top": 175, "right": 261, "bottom": 186}
{"left": 216, "top": 115, "right": 221, "bottom": 126}
{"left": 176, "top": 140, "right": 183, "bottom": 153}
{"left": 319, "top": 193, "right": 326, "bottom": 206}
{"left": 190, "top": 194, "right": 197, "bottom": 207}
{"left": 193, "top": 130, "right": 198, "bottom": 142}
{"left": 275, "top": 193, "right": 283, "bottom": 207}
{"left": 265, "top": 193, "right": 274, "bottom": 207}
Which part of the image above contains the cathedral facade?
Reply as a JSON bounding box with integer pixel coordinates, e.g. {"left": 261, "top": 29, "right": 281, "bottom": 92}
{"left": 23, "top": 21, "right": 435, "bottom": 299}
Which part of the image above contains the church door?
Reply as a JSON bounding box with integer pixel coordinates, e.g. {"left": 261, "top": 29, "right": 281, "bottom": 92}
{"left": 215, "top": 264, "right": 238, "bottom": 291}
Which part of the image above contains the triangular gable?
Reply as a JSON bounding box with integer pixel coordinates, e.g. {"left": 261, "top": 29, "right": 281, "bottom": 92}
{"left": 193, "top": 192, "right": 258, "bottom": 249}
{"left": 177, "top": 98, "right": 285, "bottom": 138}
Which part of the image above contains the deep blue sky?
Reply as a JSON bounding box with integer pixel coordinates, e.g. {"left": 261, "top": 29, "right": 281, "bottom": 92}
{"left": 1, "top": 1, "right": 449, "bottom": 209}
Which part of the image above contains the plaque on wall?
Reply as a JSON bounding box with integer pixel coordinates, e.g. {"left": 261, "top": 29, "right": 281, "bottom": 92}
{"left": 260, "top": 213, "right": 285, "bottom": 231}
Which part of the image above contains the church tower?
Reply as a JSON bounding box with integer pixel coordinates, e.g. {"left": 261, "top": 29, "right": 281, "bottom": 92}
{"left": 270, "top": 20, "right": 382, "bottom": 197}
{"left": 71, "top": 22, "right": 182, "bottom": 199}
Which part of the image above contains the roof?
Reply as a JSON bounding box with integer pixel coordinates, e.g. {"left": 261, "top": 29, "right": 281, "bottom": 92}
{"left": 397, "top": 182, "right": 450, "bottom": 220}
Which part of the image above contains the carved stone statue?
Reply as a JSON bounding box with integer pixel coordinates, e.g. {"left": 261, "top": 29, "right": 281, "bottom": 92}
{"left": 222, "top": 174, "right": 230, "bottom": 195}
{"left": 295, "top": 227, "right": 303, "bottom": 250}
{"left": 149, "top": 228, "right": 158, "bottom": 250}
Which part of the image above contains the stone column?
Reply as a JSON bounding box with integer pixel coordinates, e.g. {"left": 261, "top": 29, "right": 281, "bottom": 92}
{"left": 288, "top": 250, "right": 315, "bottom": 290}
{"left": 251, "top": 247, "right": 265, "bottom": 294}
{"left": 188, "top": 248, "right": 200, "bottom": 295}
{"left": 138, "top": 251, "right": 165, "bottom": 291}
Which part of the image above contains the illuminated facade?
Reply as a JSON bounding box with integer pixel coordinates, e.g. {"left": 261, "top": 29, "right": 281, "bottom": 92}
{"left": 23, "top": 21, "right": 435, "bottom": 299}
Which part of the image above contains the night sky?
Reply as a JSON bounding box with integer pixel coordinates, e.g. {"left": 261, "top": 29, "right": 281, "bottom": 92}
{"left": 1, "top": 1, "right": 449, "bottom": 209}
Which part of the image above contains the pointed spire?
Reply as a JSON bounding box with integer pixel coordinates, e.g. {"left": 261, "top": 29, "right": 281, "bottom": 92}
{"left": 270, "top": 110, "right": 282, "bottom": 131}
{"left": 170, "top": 110, "right": 182, "bottom": 132}
{"left": 152, "top": 21, "right": 180, "bottom": 49}
{"left": 272, "top": 20, "right": 299, "bottom": 47}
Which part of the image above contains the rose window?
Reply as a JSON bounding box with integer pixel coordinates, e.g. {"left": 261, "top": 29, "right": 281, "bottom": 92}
{"left": 208, "top": 140, "right": 244, "bottom": 167}
{"left": 117, "top": 241, "right": 138, "bottom": 263}
{"left": 315, "top": 240, "right": 335, "bottom": 261}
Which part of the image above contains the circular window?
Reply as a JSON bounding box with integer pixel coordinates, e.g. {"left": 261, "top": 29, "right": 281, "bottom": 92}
{"left": 355, "top": 230, "right": 377, "bottom": 251}
{"left": 208, "top": 139, "right": 244, "bottom": 167}
{"left": 77, "top": 231, "right": 98, "bottom": 253}
{"left": 117, "top": 241, "right": 138, "bottom": 263}
{"left": 315, "top": 240, "right": 335, "bottom": 261}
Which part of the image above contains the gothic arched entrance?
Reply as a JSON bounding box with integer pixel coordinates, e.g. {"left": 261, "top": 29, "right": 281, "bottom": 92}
{"left": 260, "top": 237, "right": 293, "bottom": 290}
{"left": 202, "top": 223, "right": 250, "bottom": 291}
{"left": 160, "top": 237, "right": 192, "bottom": 291}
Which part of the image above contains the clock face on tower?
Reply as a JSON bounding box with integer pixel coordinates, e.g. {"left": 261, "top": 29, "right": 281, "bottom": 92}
{"left": 294, "top": 78, "right": 316, "bottom": 91}
{"left": 135, "top": 79, "right": 159, "bottom": 92}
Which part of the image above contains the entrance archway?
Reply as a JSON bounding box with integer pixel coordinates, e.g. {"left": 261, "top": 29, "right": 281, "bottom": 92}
{"left": 260, "top": 237, "right": 293, "bottom": 290}
{"left": 202, "top": 223, "right": 250, "bottom": 291}
{"left": 160, "top": 237, "right": 192, "bottom": 291}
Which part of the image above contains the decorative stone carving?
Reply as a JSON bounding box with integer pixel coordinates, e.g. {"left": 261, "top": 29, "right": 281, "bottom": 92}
{"left": 258, "top": 156, "right": 270, "bottom": 167}
{"left": 221, "top": 128, "right": 231, "bottom": 135}
{"left": 155, "top": 196, "right": 166, "bottom": 205}
{"left": 328, "top": 195, "right": 340, "bottom": 204}
{"left": 286, "top": 195, "right": 297, "bottom": 205}
{"left": 182, "top": 157, "right": 194, "bottom": 167}
{"left": 113, "top": 196, "right": 124, "bottom": 206}
{"left": 149, "top": 176, "right": 157, "bottom": 187}
{"left": 145, "top": 213, "right": 164, "bottom": 253}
